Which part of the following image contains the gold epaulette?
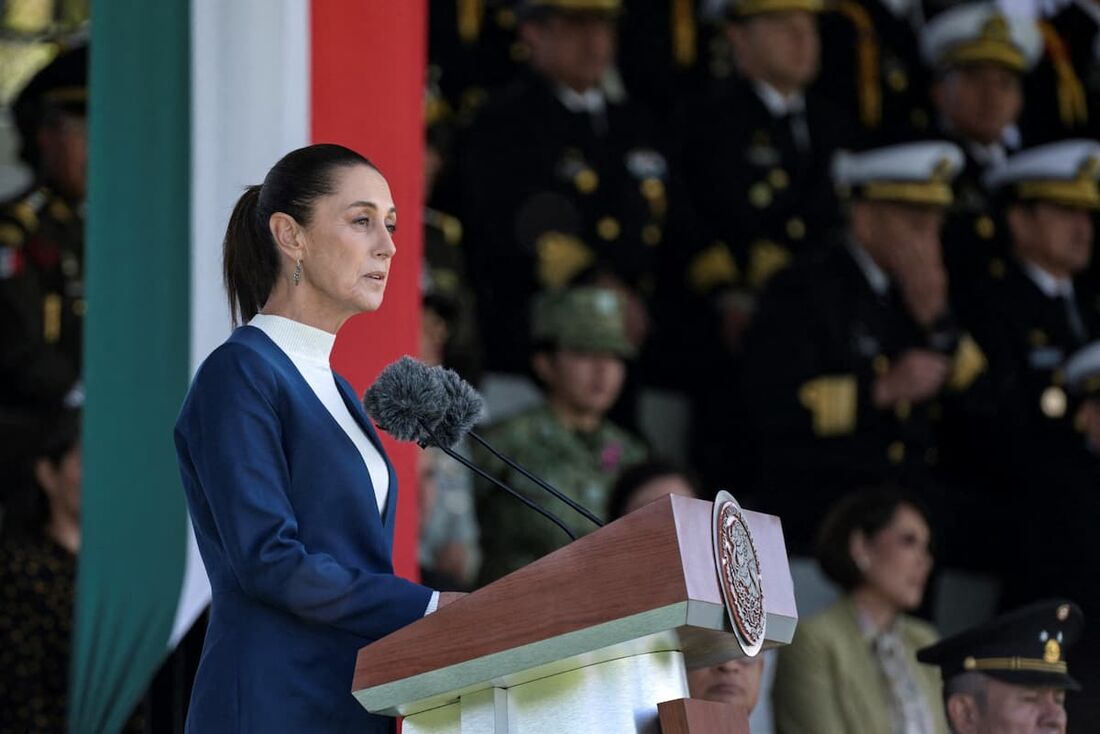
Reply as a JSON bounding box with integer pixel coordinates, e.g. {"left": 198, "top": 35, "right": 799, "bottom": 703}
{"left": 799, "top": 375, "right": 858, "bottom": 436}
{"left": 688, "top": 241, "right": 739, "bottom": 294}
{"left": 747, "top": 239, "right": 792, "bottom": 288}
{"left": 536, "top": 231, "right": 594, "bottom": 288}
{"left": 949, "top": 333, "right": 987, "bottom": 391}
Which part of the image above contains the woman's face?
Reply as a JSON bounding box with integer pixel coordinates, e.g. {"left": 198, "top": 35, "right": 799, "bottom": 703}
{"left": 854, "top": 504, "right": 933, "bottom": 612}
{"left": 298, "top": 164, "right": 398, "bottom": 320}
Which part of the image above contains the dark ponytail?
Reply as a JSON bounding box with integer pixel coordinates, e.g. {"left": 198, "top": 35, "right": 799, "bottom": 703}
{"left": 222, "top": 143, "right": 379, "bottom": 326}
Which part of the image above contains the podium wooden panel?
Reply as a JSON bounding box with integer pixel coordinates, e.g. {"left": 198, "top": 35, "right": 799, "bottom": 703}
{"left": 658, "top": 699, "right": 750, "bottom": 734}
{"left": 352, "top": 495, "right": 797, "bottom": 733}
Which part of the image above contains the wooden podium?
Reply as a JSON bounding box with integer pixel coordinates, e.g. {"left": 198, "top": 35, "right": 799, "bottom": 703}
{"left": 352, "top": 495, "right": 797, "bottom": 733}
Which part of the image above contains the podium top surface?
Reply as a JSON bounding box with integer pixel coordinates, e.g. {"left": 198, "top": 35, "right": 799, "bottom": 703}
{"left": 353, "top": 495, "right": 797, "bottom": 715}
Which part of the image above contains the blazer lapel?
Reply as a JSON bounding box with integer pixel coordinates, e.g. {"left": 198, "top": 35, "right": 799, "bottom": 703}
{"left": 334, "top": 375, "right": 398, "bottom": 528}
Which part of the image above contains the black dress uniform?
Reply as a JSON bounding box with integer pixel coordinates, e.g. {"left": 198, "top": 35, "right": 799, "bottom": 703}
{"left": 428, "top": 0, "right": 525, "bottom": 122}
{"left": 739, "top": 241, "right": 981, "bottom": 550}
{"left": 919, "top": 6, "right": 1043, "bottom": 311}
{"left": 938, "top": 142, "right": 1011, "bottom": 313}
{"left": 949, "top": 146, "right": 1100, "bottom": 707}
{"left": 815, "top": 0, "right": 933, "bottom": 144}
{"left": 460, "top": 67, "right": 668, "bottom": 372}
{"left": 736, "top": 141, "right": 983, "bottom": 552}
{"left": 676, "top": 76, "right": 853, "bottom": 300}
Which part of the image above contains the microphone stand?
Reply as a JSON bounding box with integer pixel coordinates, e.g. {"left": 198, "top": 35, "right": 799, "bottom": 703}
{"left": 418, "top": 421, "right": 577, "bottom": 542}
{"left": 467, "top": 430, "right": 605, "bottom": 528}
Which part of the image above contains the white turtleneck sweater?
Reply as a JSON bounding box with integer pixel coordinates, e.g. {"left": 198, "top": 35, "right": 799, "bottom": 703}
{"left": 250, "top": 314, "right": 390, "bottom": 512}
{"left": 249, "top": 314, "right": 438, "bottom": 614}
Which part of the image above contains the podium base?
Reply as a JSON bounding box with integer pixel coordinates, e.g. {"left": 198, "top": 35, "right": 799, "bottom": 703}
{"left": 403, "top": 650, "right": 688, "bottom": 734}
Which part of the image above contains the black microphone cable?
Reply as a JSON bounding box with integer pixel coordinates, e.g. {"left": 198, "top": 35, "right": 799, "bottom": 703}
{"left": 416, "top": 419, "right": 577, "bottom": 541}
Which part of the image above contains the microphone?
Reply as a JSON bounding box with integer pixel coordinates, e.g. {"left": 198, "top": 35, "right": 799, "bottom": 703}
{"left": 365, "top": 359, "right": 577, "bottom": 541}
{"left": 432, "top": 368, "right": 605, "bottom": 529}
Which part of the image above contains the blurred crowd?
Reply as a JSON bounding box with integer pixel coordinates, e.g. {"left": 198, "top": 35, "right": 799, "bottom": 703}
{"left": 2, "top": 0, "right": 1100, "bottom": 730}
{"left": 417, "top": 0, "right": 1100, "bottom": 729}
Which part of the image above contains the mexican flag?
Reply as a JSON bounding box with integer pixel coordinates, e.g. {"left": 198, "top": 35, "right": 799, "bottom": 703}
{"left": 70, "top": 2, "right": 427, "bottom": 731}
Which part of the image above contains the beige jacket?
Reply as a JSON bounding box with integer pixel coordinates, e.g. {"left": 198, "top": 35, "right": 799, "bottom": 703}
{"left": 772, "top": 597, "right": 948, "bottom": 734}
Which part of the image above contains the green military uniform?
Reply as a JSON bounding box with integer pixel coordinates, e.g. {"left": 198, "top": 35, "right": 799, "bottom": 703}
{"left": 0, "top": 184, "right": 83, "bottom": 407}
{"left": 459, "top": 0, "right": 669, "bottom": 373}
{"left": 474, "top": 287, "right": 647, "bottom": 584}
{"left": 474, "top": 403, "right": 647, "bottom": 583}
{"left": 0, "top": 45, "right": 86, "bottom": 409}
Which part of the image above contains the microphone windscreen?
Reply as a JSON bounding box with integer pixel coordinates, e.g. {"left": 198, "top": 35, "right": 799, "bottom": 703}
{"left": 431, "top": 367, "right": 486, "bottom": 449}
{"left": 363, "top": 356, "right": 448, "bottom": 442}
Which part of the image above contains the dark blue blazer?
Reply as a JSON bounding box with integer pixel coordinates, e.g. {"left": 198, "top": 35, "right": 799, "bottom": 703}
{"left": 174, "top": 326, "right": 432, "bottom": 733}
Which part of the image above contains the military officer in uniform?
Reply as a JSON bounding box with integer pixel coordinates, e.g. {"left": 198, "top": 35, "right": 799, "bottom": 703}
{"left": 959, "top": 140, "right": 1100, "bottom": 480}
{"left": 473, "top": 287, "right": 647, "bottom": 584}
{"left": 429, "top": 0, "right": 526, "bottom": 124}
{"left": 460, "top": 0, "right": 668, "bottom": 374}
{"left": 918, "top": 600, "right": 1085, "bottom": 733}
{"left": 0, "top": 44, "right": 86, "bottom": 412}
{"left": 670, "top": 0, "right": 855, "bottom": 487}
{"left": 952, "top": 146, "right": 1100, "bottom": 718}
{"left": 921, "top": 4, "right": 1042, "bottom": 299}
{"left": 738, "top": 141, "right": 986, "bottom": 552}
{"left": 676, "top": 0, "right": 854, "bottom": 302}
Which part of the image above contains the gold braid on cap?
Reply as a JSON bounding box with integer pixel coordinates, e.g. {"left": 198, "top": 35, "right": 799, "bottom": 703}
{"left": 1015, "top": 156, "right": 1100, "bottom": 209}
{"left": 963, "top": 656, "right": 1068, "bottom": 674}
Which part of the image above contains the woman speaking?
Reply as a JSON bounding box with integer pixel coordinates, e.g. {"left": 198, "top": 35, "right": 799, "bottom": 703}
{"left": 174, "top": 144, "right": 457, "bottom": 732}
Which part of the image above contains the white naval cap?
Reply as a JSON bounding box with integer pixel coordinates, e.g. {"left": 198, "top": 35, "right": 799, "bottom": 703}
{"left": 921, "top": 2, "right": 1042, "bottom": 73}
{"left": 1065, "top": 341, "right": 1100, "bottom": 396}
{"left": 984, "top": 139, "right": 1100, "bottom": 208}
{"left": 833, "top": 141, "right": 965, "bottom": 206}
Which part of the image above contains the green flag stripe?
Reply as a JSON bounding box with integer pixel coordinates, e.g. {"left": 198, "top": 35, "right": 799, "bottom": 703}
{"left": 70, "top": 1, "right": 191, "bottom": 731}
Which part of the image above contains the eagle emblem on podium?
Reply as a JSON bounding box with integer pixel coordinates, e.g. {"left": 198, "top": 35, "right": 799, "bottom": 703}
{"left": 712, "top": 490, "right": 766, "bottom": 656}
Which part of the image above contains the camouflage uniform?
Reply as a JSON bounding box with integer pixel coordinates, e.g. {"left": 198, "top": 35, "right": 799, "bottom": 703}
{"left": 474, "top": 287, "right": 648, "bottom": 584}
{"left": 474, "top": 403, "right": 647, "bottom": 583}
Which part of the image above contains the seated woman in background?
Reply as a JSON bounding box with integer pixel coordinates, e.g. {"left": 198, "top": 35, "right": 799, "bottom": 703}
{"left": 0, "top": 408, "right": 90, "bottom": 731}
{"left": 771, "top": 487, "right": 947, "bottom": 734}
{"left": 607, "top": 460, "right": 766, "bottom": 718}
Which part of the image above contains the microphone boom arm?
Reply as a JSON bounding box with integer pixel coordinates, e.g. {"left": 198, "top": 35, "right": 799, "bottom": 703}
{"left": 467, "top": 430, "right": 605, "bottom": 528}
{"left": 419, "top": 421, "right": 577, "bottom": 542}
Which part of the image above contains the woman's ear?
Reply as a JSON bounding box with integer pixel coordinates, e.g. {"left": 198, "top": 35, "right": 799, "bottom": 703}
{"left": 269, "top": 212, "right": 304, "bottom": 262}
{"left": 34, "top": 458, "right": 59, "bottom": 499}
{"left": 849, "top": 529, "right": 871, "bottom": 572}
